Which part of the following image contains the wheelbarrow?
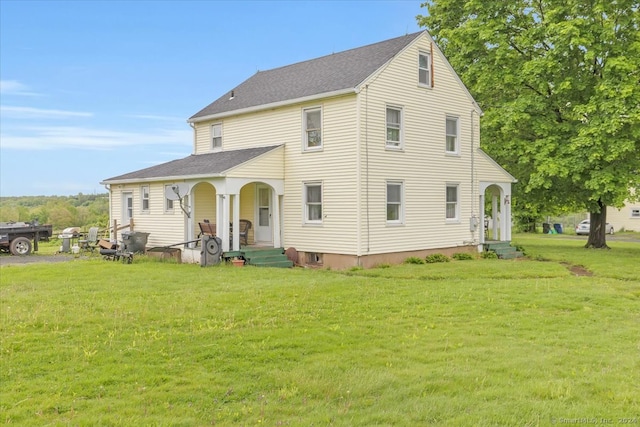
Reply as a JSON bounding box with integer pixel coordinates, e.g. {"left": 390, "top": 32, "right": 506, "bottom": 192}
{"left": 98, "top": 239, "right": 133, "bottom": 264}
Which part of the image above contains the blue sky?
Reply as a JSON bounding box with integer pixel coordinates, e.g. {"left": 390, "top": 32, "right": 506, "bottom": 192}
{"left": 0, "top": 0, "right": 424, "bottom": 197}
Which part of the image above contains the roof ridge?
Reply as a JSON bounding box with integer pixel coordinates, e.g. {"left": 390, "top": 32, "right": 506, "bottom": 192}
{"left": 254, "top": 31, "right": 425, "bottom": 76}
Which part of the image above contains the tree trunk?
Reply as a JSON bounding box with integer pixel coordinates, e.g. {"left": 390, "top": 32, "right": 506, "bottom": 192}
{"left": 585, "top": 199, "right": 609, "bottom": 249}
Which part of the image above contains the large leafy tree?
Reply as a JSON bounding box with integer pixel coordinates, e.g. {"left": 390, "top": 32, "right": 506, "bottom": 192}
{"left": 418, "top": 0, "right": 640, "bottom": 248}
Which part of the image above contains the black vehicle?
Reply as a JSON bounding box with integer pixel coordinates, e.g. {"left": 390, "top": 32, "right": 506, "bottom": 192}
{"left": 0, "top": 221, "right": 53, "bottom": 256}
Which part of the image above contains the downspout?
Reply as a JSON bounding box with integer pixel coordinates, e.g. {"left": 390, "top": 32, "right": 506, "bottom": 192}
{"left": 355, "top": 87, "right": 362, "bottom": 262}
{"left": 364, "top": 84, "right": 370, "bottom": 254}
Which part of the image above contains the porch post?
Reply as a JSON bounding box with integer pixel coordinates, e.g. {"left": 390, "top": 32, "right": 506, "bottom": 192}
{"left": 232, "top": 193, "right": 240, "bottom": 250}
{"left": 273, "top": 194, "right": 282, "bottom": 248}
{"left": 220, "top": 194, "right": 231, "bottom": 252}
{"left": 479, "top": 194, "right": 485, "bottom": 245}
{"left": 492, "top": 195, "right": 499, "bottom": 240}
{"left": 504, "top": 192, "right": 512, "bottom": 241}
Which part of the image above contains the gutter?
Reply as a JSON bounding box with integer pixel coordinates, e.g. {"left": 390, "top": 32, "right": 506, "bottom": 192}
{"left": 100, "top": 172, "right": 227, "bottom": 186}
{"left": 188, "top": 88, "right": 356, "bottom": 123}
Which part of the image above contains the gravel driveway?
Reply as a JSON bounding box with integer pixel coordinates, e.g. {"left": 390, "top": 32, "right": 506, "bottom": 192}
{"left": 0, "top": 253, "right": 85, "bottom": 266}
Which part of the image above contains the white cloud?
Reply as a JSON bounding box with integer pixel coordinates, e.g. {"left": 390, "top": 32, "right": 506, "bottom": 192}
{"left": 0, "top": 80, "right": 42, "bottom": 97}
{"left": 0, "top": 105, "right": 93, "bottom": 119}
{"left": 0, "top": 125, "right": 192, "bottom": 151}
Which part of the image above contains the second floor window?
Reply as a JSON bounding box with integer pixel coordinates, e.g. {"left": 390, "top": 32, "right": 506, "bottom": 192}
{"left": 141, "top": 185, "right": 149, "bottom": 212}
{"left": 304, "top": 107, "right": 322, "bottom": 150}
{"left": 446, "top": 117, "right": 459, "bottom": 154}
{"left": 386, "top": 107, "right": 402, "bottom": 148}
{"left": 211, "top": 123, "right": 222, "bottom": 150}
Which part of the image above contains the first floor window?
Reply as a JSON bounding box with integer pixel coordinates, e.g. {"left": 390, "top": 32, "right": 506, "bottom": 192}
{"left": 211, "top": 123, "right": 222, "bottom": 150}
{"left": 386, "top": 107, "right": 402, "bottom": 148}
{"left": 304, "top": 182, "right": 322, "bottom": 223}
{"left": 446, "top": 184, "right": 458, "bottom": 220}
{"left": 446, "top": 116, "right": 458, "bottom": 154}
{"left": 141, "top": 185, "right": 150, "bottom": 212}
{"left": 304, "top": 107, "right": 322, "bottom": 150}
{"left": 386, "top": 181, "right": 403, "bottom": 223}
{"left": 631, "top": 209, "right": 640, "bottom": 218}
{"left": 165, "top": 185, "right": 174, "bottom": 212}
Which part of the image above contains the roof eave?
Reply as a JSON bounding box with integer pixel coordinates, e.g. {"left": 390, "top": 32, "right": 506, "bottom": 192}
{"left": 188, "top": 88, "right": 356, "bottom": 123}
{"left": 100, "top": 172, "right": 227, "bottom": 186}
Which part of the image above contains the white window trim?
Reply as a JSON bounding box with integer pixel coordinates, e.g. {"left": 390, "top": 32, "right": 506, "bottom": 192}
{"left": 445, "top": 183, "right": 460, "bottom": 222}
{"left": 140, "top": 185, "right": 150, "bottom": 213}
{"left": 385, "top": 105, "right": 403, "bottom": 150}
{"left": 418, "top": 51, "right": 431, "bottom": 88}
{"left": 211, "top": 123, "right": 222, "bottom": 151}
{"left": 164, "top": 185, "right": 175, "bottom": 214}
{"left": 445, "top": 115, "right": 460, "bottom": 155}
{"left": 631, "top": 208, "right": 640, "bottom": 218}
{"left": 303, "top": 181, "right": 323, "bottom": 225}
{"left": 302, "top": 106, "right": 323, "bottom": 152}
{"left": 386, "top": 180, "right": 404, "bottom": 225}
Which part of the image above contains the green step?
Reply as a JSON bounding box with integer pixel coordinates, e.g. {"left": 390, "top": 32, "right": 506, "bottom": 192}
{"left": 484, "top": 241, "right": 524, "bottom": 260}
{"left": 249, "top": 260, "right": 294, "bottom": 268}
{"left": 242, "top": 247, "right": 293, "bottom": 268}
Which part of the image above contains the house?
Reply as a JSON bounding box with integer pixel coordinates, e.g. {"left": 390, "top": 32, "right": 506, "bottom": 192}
{"left": 607, "top": 193, "right": 640, "bottom": 232}
{"left": 101, "top": 31, "right": 516, "bottom": 268}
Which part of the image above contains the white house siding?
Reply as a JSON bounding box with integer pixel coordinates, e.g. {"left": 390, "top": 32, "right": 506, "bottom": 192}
{"left": 607, "top": 200, "right": 640, "bottom": 232}
{"left": 475, "top": 149, "right": 516, "bottom": 182}
{"left": 226, "top": 146, "right": 284, "bottom": 179}
{"left": 354, "top": 34, "right": 481, "bottom": 255}
{"left": 282, "top": 96, "right": 360, "bottom": 255}
{"left": 193, "top": 96, "right": 360, "bottom": 254}
{"left": 109, "top": 183, "right": 186, "bottom": 248}
{"left": 194, "top": 107, "right": 299, "bottom": 154}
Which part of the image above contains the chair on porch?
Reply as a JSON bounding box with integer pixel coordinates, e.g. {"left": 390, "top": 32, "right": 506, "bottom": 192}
{"left": 198, "top": 220, "right": 216, "bottom": 238}
{"left": 231, "top": 219, "right": 252, "bottom": 246}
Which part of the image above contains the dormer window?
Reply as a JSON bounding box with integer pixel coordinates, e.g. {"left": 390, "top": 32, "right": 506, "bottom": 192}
{"left": 419, "top": 51, "right": 431, "bottom": 87}
{"left": 211, "top": 123, "right": 222, "bottom": 150}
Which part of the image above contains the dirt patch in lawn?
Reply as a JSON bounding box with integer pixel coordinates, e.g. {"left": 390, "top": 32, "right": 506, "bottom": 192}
{"left": 561, "top": 262, "right": 593, "bottom": 276}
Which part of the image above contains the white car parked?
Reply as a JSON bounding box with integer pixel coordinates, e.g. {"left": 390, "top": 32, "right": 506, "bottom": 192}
{"left": 575, "top": 219, "right": 614, "bottom": 235}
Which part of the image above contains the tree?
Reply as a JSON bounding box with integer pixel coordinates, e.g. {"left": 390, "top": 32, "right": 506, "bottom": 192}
{"left": 418, "top": 0, "right": 640, "bottom": 248}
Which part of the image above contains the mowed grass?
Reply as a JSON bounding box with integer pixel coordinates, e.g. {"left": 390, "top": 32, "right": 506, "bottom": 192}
{"left": 1, "top": 235, "right": 639, "bottom": 426}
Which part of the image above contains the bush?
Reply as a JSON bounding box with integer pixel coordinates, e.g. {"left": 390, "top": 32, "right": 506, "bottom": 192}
{"left": 425, "top": 253, "right": 451, "bottom": 263}
{"left": 452, "top": 252, "right": 475, "bottom": 261}
{"left": 481, "top": 251, "right": 499, "bottom": 259}
{"left": 404, "top": 257, "right": 425, "bottom": 265}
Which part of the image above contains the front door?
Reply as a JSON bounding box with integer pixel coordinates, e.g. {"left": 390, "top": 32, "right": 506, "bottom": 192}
{"left": 255, "top": 185, "right": 272, "bottom": 243}
{"left": 122, "top": 192, "right": 133, "bottom": 225}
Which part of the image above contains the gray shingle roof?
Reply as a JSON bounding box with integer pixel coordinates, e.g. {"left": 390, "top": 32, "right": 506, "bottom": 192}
{"left": 189, "top": 31, "right": 425, "bottom": 121}
{"left": 101, "top": 145, "right": 281, "bottom": 183}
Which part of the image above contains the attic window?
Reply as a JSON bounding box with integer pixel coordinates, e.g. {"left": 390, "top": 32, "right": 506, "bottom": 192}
{"left": 419, "top": 51, "right": 431, "bottom": 87}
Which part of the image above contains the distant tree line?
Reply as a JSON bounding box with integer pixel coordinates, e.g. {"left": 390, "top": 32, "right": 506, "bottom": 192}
{"left": 0, "top": 193, "right": 109, "bottom": 232}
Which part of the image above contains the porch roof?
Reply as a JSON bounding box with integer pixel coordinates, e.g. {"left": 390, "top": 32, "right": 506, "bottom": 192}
{"left": 101, "top": 145, "right": 281, "bottom": 184}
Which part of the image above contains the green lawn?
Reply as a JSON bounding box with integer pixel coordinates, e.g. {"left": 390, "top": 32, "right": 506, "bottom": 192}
{"left": 1, "top": 235, "right": 639, "bottom": 426}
